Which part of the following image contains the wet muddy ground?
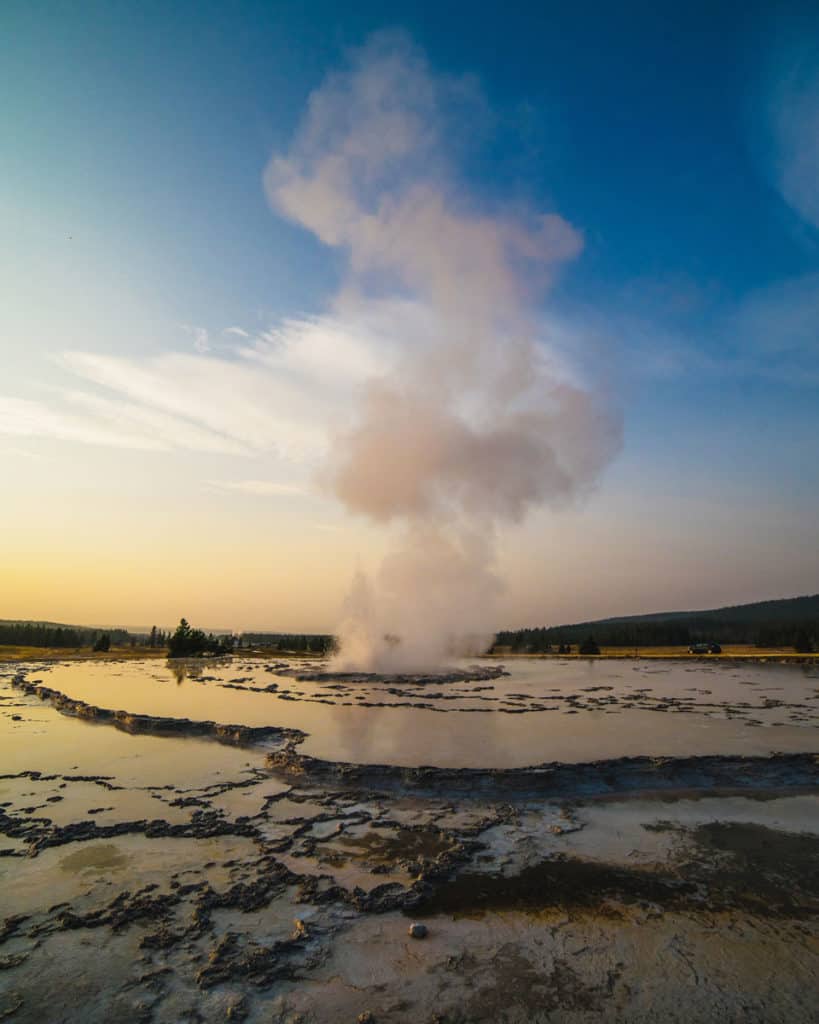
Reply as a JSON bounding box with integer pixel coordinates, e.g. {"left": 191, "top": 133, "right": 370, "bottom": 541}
{"left": 1, "top": 658, "right": 817, "bottom": 1022}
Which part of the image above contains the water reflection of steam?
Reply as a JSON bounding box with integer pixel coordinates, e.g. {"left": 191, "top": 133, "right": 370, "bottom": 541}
{"left": 325, "top": 693, "right": 505, "bottom": 768}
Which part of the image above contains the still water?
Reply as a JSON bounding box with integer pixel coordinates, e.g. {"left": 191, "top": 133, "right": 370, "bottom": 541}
{"left": 13, "top": 657, "right": 819, "bottom": 769}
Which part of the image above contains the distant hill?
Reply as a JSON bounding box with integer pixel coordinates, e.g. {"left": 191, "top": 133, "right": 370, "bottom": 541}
{"left": 494, "top": 594, "right": 819, "bottom": 651}
{"left": 593, "top": 594, "right": 819, "bottom": 627}
{"left": 0, "top": 618, "right": 91, "bottom": 631}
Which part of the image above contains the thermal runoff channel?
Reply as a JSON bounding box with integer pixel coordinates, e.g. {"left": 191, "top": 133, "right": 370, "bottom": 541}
{"left": 265, "top": 33, "right": 622, "bottom": 671}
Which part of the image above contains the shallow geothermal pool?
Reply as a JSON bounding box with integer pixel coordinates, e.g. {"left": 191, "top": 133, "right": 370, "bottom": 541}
{"left": 2, "top": 656, "right": 818, "bottom": 1024}
{"left": 9, "top": 656, "right": 819, "bottom": 768}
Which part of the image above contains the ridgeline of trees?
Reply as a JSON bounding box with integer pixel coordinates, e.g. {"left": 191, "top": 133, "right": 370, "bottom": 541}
{"left": 0, "top": 618, "right": 334, "bottom": 656}
{"left": 492, "top": 594, "right": 819, "bottom": 653}
{"left": 0, "top": 621, "right": 130, "bottom": 649}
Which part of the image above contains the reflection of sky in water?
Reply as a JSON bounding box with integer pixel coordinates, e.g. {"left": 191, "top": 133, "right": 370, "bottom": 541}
{"left": 13, "top": 659, "right": 819, "bottom": 769}
{"left": 0, "top": 673, "right": 254, "bottom": 783}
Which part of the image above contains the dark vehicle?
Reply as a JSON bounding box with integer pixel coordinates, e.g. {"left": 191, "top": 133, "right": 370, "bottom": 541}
{"left": 688, "top": 642, "right": 721, "bottom": 654}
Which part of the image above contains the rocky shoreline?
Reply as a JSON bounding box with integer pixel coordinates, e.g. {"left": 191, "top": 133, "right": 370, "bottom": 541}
{"left": 10, "top": 673, "right": 305, "bottom": 748}
{"left": 267, "top": 747, "right": 819, "bottom": 797}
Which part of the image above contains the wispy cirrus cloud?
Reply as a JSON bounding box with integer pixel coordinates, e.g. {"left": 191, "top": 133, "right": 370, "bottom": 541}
{"left": 612, "top": 276, "right": 819, "bottom": 387}
{"left": 55, "top": 349, "right": 317, "bottom": 456}
{"left": 771, "top": 43, "right": 819, "bottom": 232}
{"left": 0, "top": 303, "right": 406, "bottom": 460}
{"left": 724, "top": 271, "right": 819, "bottom": 383}
{"left": 0, "top": 299, "right": 621, "bottom": 515}
{"left": 3, "top": 277, "right": 813, "bottom": 476}
{"left": 0, "top": 395, "right": 171, "bottom": 451}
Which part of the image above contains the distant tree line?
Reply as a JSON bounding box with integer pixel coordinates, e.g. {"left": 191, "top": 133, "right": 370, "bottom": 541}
{"left": 754, "top": 625, "right": 816, "bottom": 651}
{"left": 493, "top": 615, "right": 817, "bottom": 653}
{"left": 489, "top": 628, "right": 602, "bottom": 655}
{"left": 0, "top": 619, "right": 334, "bottom": 655}
{"left": 5, "top": 593, "right": 817, "bottom": 658}
{"left": 238, "top": 632, "right": 333, "bottom": 653}
{"left": 165, "top": 622, "right": 334, "bottom": 657}
{"left": 0, "top": 621, "right": 130, "bottom": 649}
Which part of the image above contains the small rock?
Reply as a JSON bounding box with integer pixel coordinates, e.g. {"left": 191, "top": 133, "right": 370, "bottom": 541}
{"left": 408, "top": 922, "right": 428, "bottom": 939}
{"left": 357, "top": 1012, "right": 375, "bottom": 1023}
{"left": 225, "top": 996, "right": 248, "bottom": 1021}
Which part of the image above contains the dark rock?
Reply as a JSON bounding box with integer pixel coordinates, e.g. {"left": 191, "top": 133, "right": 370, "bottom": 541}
{"left": 291, "top": 918, "right": 309, "bottom": 940}
{"left": 226, "top": 996, "right": 249, "bottom": 1021}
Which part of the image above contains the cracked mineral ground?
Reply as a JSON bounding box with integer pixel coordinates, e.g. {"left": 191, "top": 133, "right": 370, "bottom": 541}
{"left": 1, "top": 656, "right": 817, "bottom": 1023}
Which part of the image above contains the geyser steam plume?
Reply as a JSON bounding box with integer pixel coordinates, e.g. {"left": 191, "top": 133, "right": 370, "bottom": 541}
{"left": 266, "top": 32, "right": 621, "bottom": 670}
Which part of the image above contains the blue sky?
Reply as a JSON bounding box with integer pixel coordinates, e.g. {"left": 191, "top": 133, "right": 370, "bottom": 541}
{"left": 1, "top": 1, "right": 818, "bottom": 631}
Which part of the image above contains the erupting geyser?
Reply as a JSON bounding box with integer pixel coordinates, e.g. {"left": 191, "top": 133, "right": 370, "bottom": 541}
{"left": 266, "top": 32, "right": 621, "bottom": 671}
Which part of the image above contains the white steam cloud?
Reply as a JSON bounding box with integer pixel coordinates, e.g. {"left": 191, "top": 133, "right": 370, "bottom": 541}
{"left": 265, "top": 32, "right": 621, "bottom": 670}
